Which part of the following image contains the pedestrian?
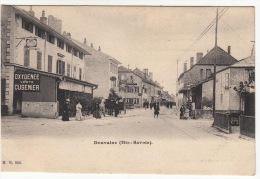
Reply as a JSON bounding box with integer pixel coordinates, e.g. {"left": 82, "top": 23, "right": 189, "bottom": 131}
{"left": 150, "top": 102, "right": 153, "bottom": 110}
{"left": 114, "top": 99, "right": 120, "bottom": 117}
{"left": 100, "top": 98, "right": 106, "bottom": 117}
{"left": 180, "top": 105, "right": 185, "bottom": 120}
{"left": 184, "top": 105, "right": 190, "bottom": 120}
{"left": 191, "top": 102, "right": 195, "bottom": 119}
{"left": 170, "top": 102, "right": 173, "bottom": 109}
{"left": 154, "top": 102, "right": 160, "bottom": 118}
{"left": 93, "top": 100, "right": 101, "bottom": 119}
{"left": 62, "top": 99, "right": 70, "bottom": 121}
{"left": 75, "top": 100, "right": 83, "bottom": 121}
{"left": 143, "top": 101, "right": 147, "bottom": 110}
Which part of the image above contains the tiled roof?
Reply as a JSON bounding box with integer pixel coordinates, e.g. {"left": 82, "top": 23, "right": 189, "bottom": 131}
{"left": 197, "top": 46, "right": 238, "bottom": 65}
{"left": 118, "top": 66, "right": 132, "bottom": 72}
{"left": 230, "top": 55, "right": 255, "bottom": 68}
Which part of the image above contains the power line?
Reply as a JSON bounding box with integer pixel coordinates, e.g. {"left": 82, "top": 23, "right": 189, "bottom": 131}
{"left": 177, "top": 7, "right": 229, "bottom": 61}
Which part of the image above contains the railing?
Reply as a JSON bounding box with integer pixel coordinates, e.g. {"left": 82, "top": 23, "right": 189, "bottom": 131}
{"left": 240, "top": 115, "right": 255, "bottom": 138}
{"left": 213, "top": 112, "right": 231, "bottom": 133}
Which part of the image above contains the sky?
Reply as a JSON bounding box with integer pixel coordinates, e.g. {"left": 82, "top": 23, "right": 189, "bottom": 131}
{"left": 18, "top": 6, "right": 255, "bottom": 94}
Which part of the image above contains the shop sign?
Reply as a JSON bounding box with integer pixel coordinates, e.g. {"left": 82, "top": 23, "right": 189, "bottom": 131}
{"left": 14, "top": 71, "right": 40, "bottom": 92}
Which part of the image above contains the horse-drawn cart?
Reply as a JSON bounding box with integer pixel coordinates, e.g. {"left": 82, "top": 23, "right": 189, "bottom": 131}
{"left": 104, "top": 99, "right": 126, "bottom": 116}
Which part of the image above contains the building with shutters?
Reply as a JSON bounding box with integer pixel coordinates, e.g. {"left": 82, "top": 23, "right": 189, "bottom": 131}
{"left": 1, "top": 6, "right": 97, "bottom": 118}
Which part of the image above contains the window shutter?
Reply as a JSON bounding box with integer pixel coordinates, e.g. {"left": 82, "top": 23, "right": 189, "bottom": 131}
{"left": 62, "top": 61, "right": 65, "bottom": 75}
{"left": 48, "top": 55, "right": 52, "bottom": 72}
{"left": 24, "top": 48, "right": 30, "bottom": 67}
{"left": 37, "top": 51, "right": 42, "bottom": 70}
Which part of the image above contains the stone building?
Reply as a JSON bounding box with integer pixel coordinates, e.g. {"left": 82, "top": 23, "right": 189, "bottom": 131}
{"left": 177, "top": 46, "right": 238, "bottom": 110}
{"left": 1, "top": 6, "right": 97, "bottom": 118}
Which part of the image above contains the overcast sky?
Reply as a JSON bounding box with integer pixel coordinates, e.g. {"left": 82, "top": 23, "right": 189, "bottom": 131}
{"left": 18, "top": 6, "right": 255, "bottom": 94}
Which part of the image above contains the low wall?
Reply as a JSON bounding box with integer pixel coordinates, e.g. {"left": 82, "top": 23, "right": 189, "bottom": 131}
{"left": 22, "top": 101, "right": 59, "bottom": 119}
{"left": 194, "top": 109, "right": 213, "bottom": 119}
{"left": 240, "top": 115, "right": 255, "bottom": 138}
{"left": 213, "top": 112, "right": 231, "bottom": 133}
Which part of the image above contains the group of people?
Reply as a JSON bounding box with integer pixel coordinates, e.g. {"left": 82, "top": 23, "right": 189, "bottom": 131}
{"left": 179, "top": 102, "right": 195, "bottom": 120}
{"left": 61, "top": 98, "right": 107, "bottom": 121}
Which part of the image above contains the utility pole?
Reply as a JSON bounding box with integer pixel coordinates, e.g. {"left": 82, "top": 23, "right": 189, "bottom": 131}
{"left": 176, "top": 59, "right": 179, "bottom": 109}
{"left": 213, "top": 8, "right": 218, "bottom": 118}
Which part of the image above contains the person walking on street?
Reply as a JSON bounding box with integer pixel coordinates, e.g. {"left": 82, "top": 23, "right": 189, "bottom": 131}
{"left": 62, "top": 99, "right": 70, "bottom": 121}
{"left": 154, "top": 102, "right": 160, "bottom": 118}
{"left": 180, "top": 105, "right": 185, "bottom": 120}
{"left": 100, "top": 98, "right": 106, "bottom": 117}
{"left": 75, "top": 100, "right": 83, "bottom": 121}
{"left": 150, "top": 102, "right": 153, "bottom": 110}
{"left": 114, "top": 99, "right": 120, "bottom": 117}
{"left": 93, "top": 100, "right": 101, "bottom": 119}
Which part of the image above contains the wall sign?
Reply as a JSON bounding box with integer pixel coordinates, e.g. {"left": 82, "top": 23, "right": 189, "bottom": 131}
{"left": 14, "top": 71, "right": 40, "bottom": 92}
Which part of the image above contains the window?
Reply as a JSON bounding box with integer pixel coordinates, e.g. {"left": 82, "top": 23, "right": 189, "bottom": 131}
{"left": 225, "top": 73, "right": 229, "bottom": 87}
{"left": 245, "top": 69, "right": 255, "bottom": 82}
{"left": 24, "top": 48, "right": 30, "bottom": 67}
{"left": 57, "top": 59, "right": 65, "bottom": 75}
{"left": 73, "top": 66, "right": 77, "bottom": 78}
{"left": 22, "top": 18, "right": 33, "bottom": 33}
{"left": 200, "top": 69, "right": 203, "bottom": 80}
{"left": 48, "top": 55, "right": 52, "bottom": 72}
{"left": 57, "top": 39, "right": 64, "bottom": 49}
{"left": 221, "top": 94, "right": 223, "bottom": 104}
{"left": 67, "top": 64, "right": 71, "bottom": 77}
{"left": 37, "top": 51, "right": 42, "bottom": 70}
{"left": 79, "top": 52, "right": 84, "bottom": 59}
{"left": 135, "top": 86, "right": 139, "bottom": 93}
{"left": 66, "top": 45, "right": 72, "bottom": 53}
{"left": 35, "top": 26, "right": 45, "bottom": 39}
{"left": 206, "top": 69, "right": 212, "bottom": 79}
{"left": 73, "top": 49, "right": 79, "bottom": 57}
{"left": 47, "top": 34, "right": 55, "bottom": 44}
{"left": 79, "top": 68, "right": 82, "bottom": 80}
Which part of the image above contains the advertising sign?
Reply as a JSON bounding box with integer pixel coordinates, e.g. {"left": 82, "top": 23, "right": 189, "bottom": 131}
{"left": 14, "top": 71, "right": 40, "bottom": 92}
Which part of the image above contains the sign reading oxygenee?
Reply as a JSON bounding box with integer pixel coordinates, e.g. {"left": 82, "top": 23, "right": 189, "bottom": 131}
{"left": 14, "top": 71, "right": 40, "bottom": 92}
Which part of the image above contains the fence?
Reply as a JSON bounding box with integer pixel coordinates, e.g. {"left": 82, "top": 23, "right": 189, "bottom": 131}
{"left": 240, "top": 115, "right": 255, "bottom": 138}
{"left": 213, "top": 112, "right": 231, "bottom": 133}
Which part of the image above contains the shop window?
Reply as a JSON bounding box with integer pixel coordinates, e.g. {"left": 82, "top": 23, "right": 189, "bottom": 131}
{"left": 24, "top": 48, "right": 30, "bottom": 67}
{"left": 22, "top": 18, "right": 33, "bottom": 33}
{"left": 47, "top": 34, "right": 55, "bottom": 44}
{"left": 67, "top": 64, "right": 71, "bottom": 77}
{"left": 57, "top": 39, "right": 64, "bottom": 49}
{"left": 37, "top": 51, "right": 42, "bottom": 70}
{"left": 79, "top": 68, "right": 82, "bottom": 80}
{"left": 57, "top": 59, "right": 65, "bottom": 75}
{"left": 48, "top": 55, "right": 52, "bottom": 72}
{"left": 35, "top": 26, "right": 46, "bottom": 39}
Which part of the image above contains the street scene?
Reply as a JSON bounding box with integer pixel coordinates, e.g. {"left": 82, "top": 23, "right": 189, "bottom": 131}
{"left": 1, "top": 5, "right": 256, "bottom": 175}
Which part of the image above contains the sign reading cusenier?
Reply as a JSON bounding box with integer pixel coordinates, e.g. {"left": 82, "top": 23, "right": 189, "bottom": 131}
{"left": 14, "top": 71, "right": 40, "bottom": 92}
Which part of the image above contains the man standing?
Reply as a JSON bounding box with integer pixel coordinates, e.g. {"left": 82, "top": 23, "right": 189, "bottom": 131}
{"left": 154, "top": 102, "right": 160, "bottom": 118}
{"left": 180, "top": 105, "right": 185, "bottom": 120}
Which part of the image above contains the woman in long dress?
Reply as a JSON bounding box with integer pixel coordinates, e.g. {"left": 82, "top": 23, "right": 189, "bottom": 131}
{"left": 75, "top": 101, "right": 83, "bottom": 121}
{"left": 62, "top": 99, "right": 70, "bottom": 121}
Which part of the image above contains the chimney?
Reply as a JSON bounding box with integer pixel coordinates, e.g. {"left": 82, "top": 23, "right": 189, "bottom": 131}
{"left": 196, "top": 52, "right": 203, "bottom": 63}
{"left": 83, "top": 38, "right": 87, "bottom": 45}
{"left": 184, "top": 62, "right": 187, "bottom": 72}
{"left": 28, "top": 6, "right": 35, "bottom": 17}
{"left": 190, "top": 57, "right": 194, "bottom": 68}
{"left": 48, "top": 15, "right": 62, "bottom": 33}
{"left": 91, "top": 43, "right": 93, "bottom": 48}
{"left": 149, "top": 72, "right": 153, "bottom": 80}
{"left": 227, "top": 46, "right": 231, "bottom": 54}
{"left": 98, "top": 46, "right": 101, "bottom": 51}
{"left": 40, "top": 10, "right": 47, "bottom": 24}
{"left": 67, "top": 32, "right": 71, "bottom": 39}
{"left": 143, "top": 69, "right": 148, "bottom": 78}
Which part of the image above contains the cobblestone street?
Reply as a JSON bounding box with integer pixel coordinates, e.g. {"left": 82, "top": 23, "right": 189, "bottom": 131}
{"left": 1, "top": 107, "right": 255, "bottom": 175}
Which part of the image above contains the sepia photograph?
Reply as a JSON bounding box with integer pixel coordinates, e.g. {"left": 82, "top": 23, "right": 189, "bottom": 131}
{"left": 0, "top": 2, "right": 257, "bottom": 178}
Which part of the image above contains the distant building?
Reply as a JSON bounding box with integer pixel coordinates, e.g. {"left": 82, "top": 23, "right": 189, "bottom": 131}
{"left": 1, "top": 6, "right": 97, "bottom": 118}
{"left": 72, "top": 40, "right": 121, "bottom": 99}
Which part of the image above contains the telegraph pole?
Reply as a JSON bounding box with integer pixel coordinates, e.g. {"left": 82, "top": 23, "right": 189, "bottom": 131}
{"left": 213, "top": 8, "right": 218, "bottom": 118}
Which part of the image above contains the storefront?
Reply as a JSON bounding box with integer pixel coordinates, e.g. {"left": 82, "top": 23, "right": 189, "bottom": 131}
{"left": 6, "top": 64, "right": 97, "bottom": 118}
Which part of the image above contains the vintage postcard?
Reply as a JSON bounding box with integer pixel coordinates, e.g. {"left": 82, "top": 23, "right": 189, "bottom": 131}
{"left": 1, "top": 4, "right": 256, "bottom": 177}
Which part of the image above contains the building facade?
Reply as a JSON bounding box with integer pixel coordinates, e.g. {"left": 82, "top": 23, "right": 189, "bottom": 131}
{"left": 1, "top": 6, "right": 97, "bottom": 118}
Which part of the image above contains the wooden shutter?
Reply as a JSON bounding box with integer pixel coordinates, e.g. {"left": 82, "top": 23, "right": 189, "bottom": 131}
{"left": 62, "top": 61, "right": 65, "bottom": 75}
{"left": 24, "top": 48, "right": 30, "bottom": 67}
{"left": 48, "top": 55, "right": 52, "bottom": 72}
{"left": 37, "top": 51, "right": 42, "bottom": 70}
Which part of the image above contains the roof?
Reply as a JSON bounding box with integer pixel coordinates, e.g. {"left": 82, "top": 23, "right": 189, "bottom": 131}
{"left": 230, "top": 55, "right": 255, "bottom": 68}
{"left": 133, "top": 68, "right": 162, "bottom": 88}
{"left": 177, "top": 46, "right": 238, "bottom": 81}
{"left": 118, "top": 66, "right": 132, "bottom": 73}
{"left": 197, "top": 46, "right": 238, "bottom": 65}
{"left": 72, "top": 39, "right": 121, "bottom": 65}
{"left": 13, "top": 6, "right": 91, "bottom": 55}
